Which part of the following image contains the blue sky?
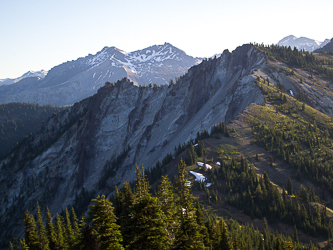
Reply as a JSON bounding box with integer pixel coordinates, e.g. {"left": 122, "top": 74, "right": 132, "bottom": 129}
{"left": 1, "top": 0, "right": 332, "bottom": 79}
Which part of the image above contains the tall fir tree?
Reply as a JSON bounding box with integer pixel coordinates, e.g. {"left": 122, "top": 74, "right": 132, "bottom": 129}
{"left": 89, "top": 195, "right": 124, "bottom": 250}
{"left": 220, "top": 220, "right": 233, "bottom": 250}
{"left": 45, "top": 207, "right": 57, "bottom": 250}
{"left": 157, "top": 175, "right": 177, "bottom": 240}
{"left": 195, "top": 199, "right": 210, "bottom": 247}
{"left": 55, "top": 214, "right": 67, "bottom": 249}
{"left": 71, "top": 207, "right": 81, "bottom": 247}
{"left": 127, "top": 165, "right": 169, "bottom": 250}
{"left": 77, "top": 217, "right": 100, "bottom": 250}
{"left": 116, "top": 182, "right": 134, "bottom": 247}
{"left": 36, "top": 203, "right": 49, "bottom": 250}
{"left": 20, "top": 239, "right": 29, "bottom": 250}
{"left": 293, "top": 224, "right": 299, "bottom": 244}
{"left": 65, "top": 208, "right": 75, "bottom": 248}
{"left": 212, "top": 220, "right": 222, "bottom": 250}
{"left": 24, "top": 210, "right": 39, "bottom": 250}
{"left": 174, "top": 159, "right": 205, "bottom": 249}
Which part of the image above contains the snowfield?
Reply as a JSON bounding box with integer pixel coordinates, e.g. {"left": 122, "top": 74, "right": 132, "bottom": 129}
{"left": 197, "top": 162, "right": 204, "bottom": 167}
{"left": 196, "top": 162, "right": 212, "bottom": 169}
{"left": 189, "top": 171, "right": 211, "bottom": 187}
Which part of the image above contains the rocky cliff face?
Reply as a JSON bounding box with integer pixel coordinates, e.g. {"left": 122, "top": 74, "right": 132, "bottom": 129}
{"left": 0, "top": 44, "right": 265, "bottom": 244}
{"left": 0, "top": 43, "right": 200, "bottom": 106}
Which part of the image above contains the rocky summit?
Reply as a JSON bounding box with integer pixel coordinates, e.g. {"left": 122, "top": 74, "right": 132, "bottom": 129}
{"left": 0, "top": 44, "right": 265, "bottom": 243}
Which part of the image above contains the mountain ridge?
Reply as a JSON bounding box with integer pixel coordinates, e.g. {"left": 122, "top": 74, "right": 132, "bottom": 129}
{"left": 0, "top": 43, "right": 201, "bottom": 106}
{"left": 277, "top": 35, "right": 329, "bottom": 52}
{"left": 0, "top": 70, "right": 47, "bottom": 86}
{"left": 314, "top": 38, "right": 333, "bottom": 53}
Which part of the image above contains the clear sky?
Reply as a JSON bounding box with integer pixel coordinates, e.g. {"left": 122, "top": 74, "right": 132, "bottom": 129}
{"left": 1, "top": 0, "right": 332, "bottom": 79}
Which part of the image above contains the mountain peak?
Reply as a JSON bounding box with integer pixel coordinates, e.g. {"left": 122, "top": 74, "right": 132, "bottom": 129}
{"left": 101, "top": 46, "right": 126, "bottom": 54}
{"left": 21, "top": 70, "right": 48, "bottom": 79}
{"left": 0, "top": 43, "right": 201, "bottom": 105}
{"left": 277, "top": 35, "right": 329, "bottom": 52}
{"left": 314, "top": 37, "right": 333, "bottom": 53}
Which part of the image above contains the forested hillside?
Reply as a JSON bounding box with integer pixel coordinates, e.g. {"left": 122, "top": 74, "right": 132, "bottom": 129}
{"left": 13, "top": 161, "right": 319, "bottom": 250}
{"left": 255, "top": 43, "right": 333, "bottom": 80}
{"left": 0, "top": 103, "right": 65, "bottom": 158}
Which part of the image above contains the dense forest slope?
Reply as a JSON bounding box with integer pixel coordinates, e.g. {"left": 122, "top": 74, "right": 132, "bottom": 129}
{"left": 0, "top": 103, "right": 65, "bottom": 158}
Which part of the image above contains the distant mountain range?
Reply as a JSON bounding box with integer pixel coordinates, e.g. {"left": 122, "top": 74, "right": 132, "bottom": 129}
{"left": 277, "top": 35, "right": 330, "bottom": 52}
{"left": 0, "top": 70, "right": 47, "bottom": 86}
{"left": 0, "top": 43, "right": 201, "bottom": 106}
{"left": 314, "top": 38, "right": 333, "bottom": 53}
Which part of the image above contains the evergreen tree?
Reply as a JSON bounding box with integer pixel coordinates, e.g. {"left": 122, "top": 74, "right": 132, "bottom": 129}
{"left": 196, "top": 141, "right": 206, "bottom": 157}
{"left": 20, "top": 239, "right": 29, "bottom": 250}
{"left": 186, "top": 143, "right": 197, "bottom": 165}
{"left": 77, "top": 217, "right": 100, "bottom": 250}
{"left": 65, "top": 208, "right": 75, "bottom": 248}
{"left": 195, "top": 199, "right": 210, "bottom": 247}
{"left": 220, "top": 220, "right": 233, "bottom": 250}
{"left": 36, "top": 203, "right": 49, "bottom": 250}
{"left": 174, "top": 159, "right": 205, "bottom": 249}
{"left": 258, "top": 237, "right": 265, "bottom": 250}
{"left": 45, "top": 208, "right": 57, "bottom": 250}
{"left": 232, "top": 231, "right": 239, "bottom": 250}
{"left": 157, "top": 175, "right": 176, "bottom": 239}
{"left": 287, "top": 176, "right": 293, "bottom": 195}
{"left": 89, "top": 195, "right": 124, "bottom": 250}
{"left": 24, "top": 210, "right": 39, "bottom": 250}
{"left": 114, "top": 185, "right": 121, "bottom": 218}
{"left": 293, "top": 224, "right": 299, "bottom": 244}
{"left": 71, "top": 207, "right": 81, "bottom": 247}
{"left": 127, "top": 165, "right": 169, "bottom": 250}
{"left": 212, "top": 220, "right": 222, "bottom": 250}
{"left": 282, "top": 186, "right": 286, "bottom": 202}
{"left": 117, "top": 182, "right": 134, "bottom": 247}
{"left": 275, "top": 233, "right": 283, "bottom": 250}
{"left": 55, "top": 214, "right": 67, "bottom": 249}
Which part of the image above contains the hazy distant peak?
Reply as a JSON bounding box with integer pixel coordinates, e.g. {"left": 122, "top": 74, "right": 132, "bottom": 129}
{"left": 314, "top": 37, "right": 333, "bottom": 53}
{"left": 279, "top": 35, "right": 297, "bottom": 42}
{"left": 21, "top": 70, "right": 48, "bottom": 79}
{"left": 0, "top": 70, "right": 47, "bottom": 86}
{"left": 277, "top": 35, "right": 330, "bottom": 52}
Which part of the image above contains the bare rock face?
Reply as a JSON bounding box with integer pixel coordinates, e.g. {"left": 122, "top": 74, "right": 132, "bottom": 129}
{"left": 0, "top": 44, "right": 265, "bottom": 244}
